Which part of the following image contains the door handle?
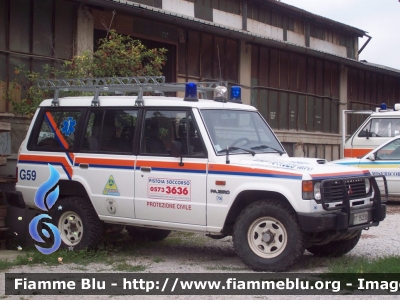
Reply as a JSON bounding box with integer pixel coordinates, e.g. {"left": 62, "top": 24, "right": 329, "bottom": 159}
{"left": 79, "top": 163, "right": 89, "bottom": 169}
{"left": 141, "top": 166, "right": 151, "bottom": 172}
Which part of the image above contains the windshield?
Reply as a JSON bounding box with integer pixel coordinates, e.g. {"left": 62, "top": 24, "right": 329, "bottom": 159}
{"left": 200, "top": 109, "right": 285, "bottom": 155}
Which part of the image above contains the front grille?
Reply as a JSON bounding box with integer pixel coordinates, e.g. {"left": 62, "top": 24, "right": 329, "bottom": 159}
{"left": 321, "top": 178, "right": 367, "bottom": 203}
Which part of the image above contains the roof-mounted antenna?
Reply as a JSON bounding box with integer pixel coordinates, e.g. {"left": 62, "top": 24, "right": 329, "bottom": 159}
{"left": 218, "top": 45, "right": 229, "bottom": 163}
{"left": 217, "top": 45, "right": 222, "bottom": 82}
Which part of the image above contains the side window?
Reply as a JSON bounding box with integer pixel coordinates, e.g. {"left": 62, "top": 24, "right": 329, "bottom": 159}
{"left": 81, "top": 109, "right": 138, "bottom": 153}
{"left": 32, "top": 110, "right": 81, "bottom": 151}
{"left": 360, "top": 119, "right": 400, "bottom": 138}
{"left": 140, "top": 110, "right": 205, "bottom": 157}
{"left": 376, "top": 139, "right": 400, "bottom": 160}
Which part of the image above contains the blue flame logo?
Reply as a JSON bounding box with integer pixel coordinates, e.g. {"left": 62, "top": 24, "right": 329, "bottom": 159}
{"left": 29, "top": 164, "right": 61, "bottom": 254}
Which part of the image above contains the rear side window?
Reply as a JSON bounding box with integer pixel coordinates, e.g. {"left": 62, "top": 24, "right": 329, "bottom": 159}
{"left": 30, "top": 110, "right": 82, "bottom": 151}
{"left": 81, "top": 109, "right": 138, "bottom": 153}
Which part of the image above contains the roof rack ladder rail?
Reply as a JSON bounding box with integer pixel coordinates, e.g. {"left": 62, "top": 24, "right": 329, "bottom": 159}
{"left": 91, "top": 87, "right": 100, "bottom": 107}
{"left": 51, "top": 89, "right": 60, "bottom": 107}
{"left": 135, "top": 87, "right": 144, "bottom": 106}
{"left": 37, "top": 77, "right": 228, "bottom": 101}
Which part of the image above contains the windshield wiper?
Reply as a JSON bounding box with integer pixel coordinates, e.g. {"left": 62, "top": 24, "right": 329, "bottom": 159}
{"left": 218, "top": 146, "right": 256, "bottom": 156}
{"left": 250, "top": 145, "right": 284, "bottom": 156}
{"left": 218, "top": 146, "right": 256, "bottom": 164}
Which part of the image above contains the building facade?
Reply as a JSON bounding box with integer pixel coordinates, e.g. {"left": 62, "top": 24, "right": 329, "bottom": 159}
{"left": 1, "top": 0, "right": 400, "bottom": 163}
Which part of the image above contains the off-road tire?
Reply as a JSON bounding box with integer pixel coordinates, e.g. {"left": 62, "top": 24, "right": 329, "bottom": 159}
{"left": 51, "top": 196, "right": 103, "bottom": 250}
{"left": 233, "top": 199, "right": 305, "bottom": 272}
{"left": 306, "top": 231, "right": 362, "bottom": 257}
{"left": 126, "top": 226, "right": 171, "bottom": 242}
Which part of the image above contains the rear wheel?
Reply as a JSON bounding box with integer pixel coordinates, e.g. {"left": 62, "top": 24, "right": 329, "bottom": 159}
{"left": 307, "top": 231, "right": 362, "bottom": 257}
{"left": 233, "top": 200, "right": 305, "bottom": 272}
{"left": 51, "top": 196, "right": 103, "bottom": 250}
{"left": 126, "top": 226, "right": 171, "bottom": 242}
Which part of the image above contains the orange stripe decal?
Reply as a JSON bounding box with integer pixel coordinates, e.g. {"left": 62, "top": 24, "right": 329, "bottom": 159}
{"left": 18, "top": 154, "right": 73, "bottom": 179}
{"left": 344, "top": 148, "right": 371, "bottom": 158}
{"left": 45, "top": 112, "right": 69, "bottom": 149}
{"left": 209, "top": 163, "right": 298, "bottom": 177}
{"left": 136, "top": 160, "right": 207, "bottom": 171}
{"left": 75, "top": 157, "right": 135, "bottom": 167}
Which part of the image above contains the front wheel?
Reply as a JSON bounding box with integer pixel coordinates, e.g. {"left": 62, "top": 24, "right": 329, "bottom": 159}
{"left": 306, "top": 231, "right": 362, "bottom": 257}
{"left": 233, "top": 200, "right": 305, "bottom": 272}
{"left": 51, "top": 196, "right": 103, "bottom": 250}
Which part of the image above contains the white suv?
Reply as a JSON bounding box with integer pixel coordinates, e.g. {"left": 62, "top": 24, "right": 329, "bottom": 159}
{"left": 7, "top": 77, "right": 387, "bottom": 271}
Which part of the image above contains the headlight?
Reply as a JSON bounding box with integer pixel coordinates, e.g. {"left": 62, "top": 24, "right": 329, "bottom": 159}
{"left": 314, "top": 182, "right": 321, "bottom": 200}
{"left": 365, "top": 178, "right": 371, "bottom": 193}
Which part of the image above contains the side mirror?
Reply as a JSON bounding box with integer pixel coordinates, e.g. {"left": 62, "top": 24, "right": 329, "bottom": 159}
{"left": 367, "top": 153, "right": 376, "bottom": 161}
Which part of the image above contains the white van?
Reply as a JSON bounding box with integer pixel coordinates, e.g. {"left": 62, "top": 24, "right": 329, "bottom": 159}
{"left": 344, "top": 103, "right": 400, "bottom": 158}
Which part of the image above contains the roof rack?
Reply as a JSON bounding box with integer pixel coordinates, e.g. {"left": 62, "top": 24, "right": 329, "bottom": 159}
{"left": 37, "top": 76, "right": 227, "bottom": 107}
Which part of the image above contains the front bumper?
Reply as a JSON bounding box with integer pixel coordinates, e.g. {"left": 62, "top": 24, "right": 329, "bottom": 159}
{"left": 298, "top": 204, "right": 386, "bottom": 232}
{"left": 298, "top": 175, "right": 387, "bottom": 233}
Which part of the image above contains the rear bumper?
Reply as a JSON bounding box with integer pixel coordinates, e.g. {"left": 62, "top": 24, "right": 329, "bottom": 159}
{"left": 6, "top": 191, "right": 26, "bottom": 209}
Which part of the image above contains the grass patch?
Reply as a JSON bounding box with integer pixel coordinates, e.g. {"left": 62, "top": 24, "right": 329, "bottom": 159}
{"left": 176, "top": 232, "right": 196, "bottom": 237}
{"left": 0, "top": 230, "right": 178, "bottom": 271}
{"left": 326, "top": 255, "right": 400, "bottom": 273}
{"left": 0, "top": 247, "right": 109, "bottom": 271}
{"left": 153, "top": 257, "right": 164, "bottom": 263}
{"left": 0, "top": 259, "right": 20, "bottom": 271}
{"left": 70, "top": 265, "right": 89, "bottom": 271}
{"left": 114, "top": 262, "right": 146, "bottom": 272}
{"left": 0, "top": 231, "right": 218, "bottom": 271}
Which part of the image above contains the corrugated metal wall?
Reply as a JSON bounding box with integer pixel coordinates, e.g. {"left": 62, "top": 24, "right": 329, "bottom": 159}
{"left": 177, "top": 30, "right": 239, "bottom": 83}
{"left": 251, "top": 45, "right": 340, "bottom": 133}
{"left": 347, "top": 68, "right": 400, "bottom": 135}
{"left": 0, "top": 0, "right": 76, "bottom": 112}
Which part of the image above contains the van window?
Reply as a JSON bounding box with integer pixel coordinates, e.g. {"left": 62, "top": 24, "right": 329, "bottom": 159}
{"left": 358, "top": 118, "right": 400, "bottom": 138}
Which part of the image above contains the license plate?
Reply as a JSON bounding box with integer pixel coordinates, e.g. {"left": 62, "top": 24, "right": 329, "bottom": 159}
{"left": 353, "top": 211, "right": 369, "bottom": 225}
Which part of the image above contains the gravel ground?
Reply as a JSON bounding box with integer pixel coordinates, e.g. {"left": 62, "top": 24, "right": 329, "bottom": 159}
{"left": 1, "top": 203, "right": 399, "bottom": 300}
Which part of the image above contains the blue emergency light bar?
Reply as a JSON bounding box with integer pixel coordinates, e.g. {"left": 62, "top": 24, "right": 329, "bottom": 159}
{"left": 184, "top": 82, "right": 198, "bottom": 101}
{"left": 230, "top": 86, "right": 242, "bottom": 103}
{"left": 183, "top": 82, "right": 241, "bottom": 103}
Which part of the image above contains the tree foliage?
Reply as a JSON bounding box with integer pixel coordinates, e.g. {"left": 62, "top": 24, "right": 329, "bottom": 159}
{"left": 10, "top": 30, "right": 168, "bottom": 117}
